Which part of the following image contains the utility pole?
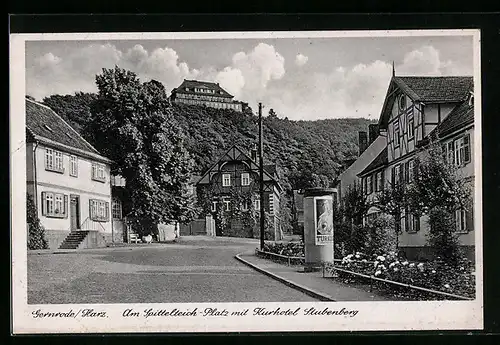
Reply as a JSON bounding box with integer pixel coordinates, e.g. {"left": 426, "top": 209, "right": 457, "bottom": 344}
{"left": 259, "top": 102, "right": 265, "bottom": 250}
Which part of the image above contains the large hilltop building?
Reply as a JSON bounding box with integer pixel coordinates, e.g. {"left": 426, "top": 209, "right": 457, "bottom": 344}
{"left": 170, "top": 79, "right": 246, "bottom": 112}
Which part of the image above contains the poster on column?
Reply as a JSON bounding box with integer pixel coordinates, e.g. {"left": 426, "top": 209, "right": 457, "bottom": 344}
{"left": 314, "top": 196, "right": 334, "bottom": 245}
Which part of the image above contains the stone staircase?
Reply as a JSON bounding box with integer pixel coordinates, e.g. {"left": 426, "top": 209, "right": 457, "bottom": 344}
{"left": 58, "top": 231, "right": 90, "bottom": 249}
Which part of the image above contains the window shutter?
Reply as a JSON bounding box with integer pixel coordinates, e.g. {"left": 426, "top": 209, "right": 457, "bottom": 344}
{"left": 466, "top": 206, "right": 473, "bottom": 232}
{"left": 89, "top": 199, "right": 94, "bottom": 220}
{"left": 404, "top": 161, "right": 409, "bottom": 183}
{"left": 398, "top": 165, "right": 403, "bottom": 184}
{"left": 106, "top": 202, "right": 110, "bottom": 221}
{"left": 381, "top": 170, "right": 385, "bottom": 190}
{"left": 464, "top": 134, "right": 471, "bottom": 163}
{"left": 415, "top": 215, "right": 420, "bottom": 232}
{"left": 41, "top": 192, "right": 46, "bottom": 216}
{"left": 63, "top": 195, "right": 68, "bottom": 218}
{"left": 391, "top": 167, "right": 395, "bottom": 186}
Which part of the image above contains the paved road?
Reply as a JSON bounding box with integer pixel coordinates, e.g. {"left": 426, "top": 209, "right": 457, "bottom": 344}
{"left": 28, "top": 236, "right": 317, "bottom": 304}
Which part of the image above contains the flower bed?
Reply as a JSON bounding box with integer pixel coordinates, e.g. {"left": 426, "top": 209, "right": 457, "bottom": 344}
{"left": 325, "top": 252, "right": 475, "bottom": 300}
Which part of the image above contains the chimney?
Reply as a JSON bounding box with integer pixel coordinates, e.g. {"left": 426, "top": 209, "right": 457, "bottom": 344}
{"left": 358, "top": 131, "right": 368, "bottom": 156}
{"left": 368, "top": 124, "right": 379, "bottom": 145}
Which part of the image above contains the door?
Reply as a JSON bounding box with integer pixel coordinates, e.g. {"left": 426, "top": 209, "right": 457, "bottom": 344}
{"left": 70, "top": 195, "right": 80, "bottom": 231}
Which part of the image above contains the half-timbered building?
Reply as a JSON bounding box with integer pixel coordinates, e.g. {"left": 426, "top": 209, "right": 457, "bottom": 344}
{"left": 361, "top": 73, "right": 475, "bottom": 260}
{"left": 196, "top": 144, "right": 283, "bottom": 240}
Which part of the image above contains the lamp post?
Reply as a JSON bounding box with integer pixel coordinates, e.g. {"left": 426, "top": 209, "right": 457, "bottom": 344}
{"left": 259, "top": 102, "right": 265, "bottom": 250}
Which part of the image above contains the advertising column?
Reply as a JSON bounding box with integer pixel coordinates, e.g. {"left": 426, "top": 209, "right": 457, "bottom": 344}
{"left": 303, "top": 187, "right": 336, "bottom": 271}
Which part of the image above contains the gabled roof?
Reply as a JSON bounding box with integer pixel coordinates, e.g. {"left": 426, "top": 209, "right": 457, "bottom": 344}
{"left": 196, "top": 144, "right": 281, "bottom": 190}
{"left": 25, "top": 98, "right": 111, "bottom": 163}
{"left": 172, "top": 79, "right": 234, "bottom": 99}
{"left": 394, "top": 76, "right": 473, "bottom": 103}
{"left": 378, "top": 76, "right": 473, "bottom": 129}
{"left": 357, "top": 148, "right": 388, "bottom": 177}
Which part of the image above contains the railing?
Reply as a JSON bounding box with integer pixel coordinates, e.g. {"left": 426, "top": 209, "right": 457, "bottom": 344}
{"left": 79, "top": 216, "right": 106, "bottom": 232}
{"left": 255, "top": 249, "right": 473, "bottom": 301}
{"left": 325, "top": 265, "right": 474, "bottom": 301}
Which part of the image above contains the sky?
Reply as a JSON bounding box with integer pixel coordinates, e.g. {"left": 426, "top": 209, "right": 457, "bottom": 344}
{"left": 25, "top": 35, "right": 474, "bottom": 121}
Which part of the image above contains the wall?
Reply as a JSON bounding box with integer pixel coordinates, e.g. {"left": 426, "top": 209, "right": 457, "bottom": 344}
{"left": 337, "top": 136, "right": 386, "bottom": 200}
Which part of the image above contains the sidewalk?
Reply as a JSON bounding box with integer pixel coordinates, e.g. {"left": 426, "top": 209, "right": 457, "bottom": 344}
{"left": 236, "top": 251, "right": 393, "bottom": 301}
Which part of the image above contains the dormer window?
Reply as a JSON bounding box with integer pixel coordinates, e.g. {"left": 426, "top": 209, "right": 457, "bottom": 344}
{"left": 398, "top": 94, "right": 406, "bottom": 111}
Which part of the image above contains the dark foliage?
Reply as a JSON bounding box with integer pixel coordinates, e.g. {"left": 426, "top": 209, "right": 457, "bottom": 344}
{"left": 27, "top": 193, "right": 48, "bottom": 250}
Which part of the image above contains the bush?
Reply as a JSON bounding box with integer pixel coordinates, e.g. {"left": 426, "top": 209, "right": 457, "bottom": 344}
{"left": 364, "top": 214, "right": 397, "bottom": 257}
{"left": 427, "top": 207, "right": 462, "bottom": 267}
{"left": 27, "top": 193, "right": 48, "bottom": 250}
{"left": 263, "top": 241, "right": 305, "bottom": 257}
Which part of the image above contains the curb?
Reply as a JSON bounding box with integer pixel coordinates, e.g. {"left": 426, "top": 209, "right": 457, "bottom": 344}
{"left": 235, "top": 252, "right": 336, "bottom": 302}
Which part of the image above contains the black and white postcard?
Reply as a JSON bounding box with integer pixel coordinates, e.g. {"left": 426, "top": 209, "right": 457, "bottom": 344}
{"left": 10, "top": 29, "right": 483, "bottom": 333}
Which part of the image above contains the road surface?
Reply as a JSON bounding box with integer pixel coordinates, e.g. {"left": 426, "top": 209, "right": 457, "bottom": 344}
{"left": 27, "top": 236, "right": 317, "bottom": 304}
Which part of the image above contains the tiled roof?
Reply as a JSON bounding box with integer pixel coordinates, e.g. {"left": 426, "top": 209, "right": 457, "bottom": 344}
{"left": 357, "top": 148, "right": 388, "bottom": 177}
{"left": 25, "top": 98, "right": 101, "bottom": 155}
{"left": 173, "top": 79, "right": 234, "bottom": 98}
{"left": 394, "top": 76, "right": 473, "bottom": 102}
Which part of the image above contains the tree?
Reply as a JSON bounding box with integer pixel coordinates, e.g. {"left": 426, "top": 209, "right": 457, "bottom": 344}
{"left": 42, "top": 92, "right": 97, "bottom": 135}
{"left": 336, "top": 182, "right": 370, "bottom": 254}
{"left": 374, "top": 181, "right": 408, "bottom": 250}
{"left": 27, "top": 193, "right": 48, "bottom": 250}
{"left": 406, "top": 142, "right": 472, "bottom": 265}
{"left": 88, "top": 66, "right": 196, "bottom": 236}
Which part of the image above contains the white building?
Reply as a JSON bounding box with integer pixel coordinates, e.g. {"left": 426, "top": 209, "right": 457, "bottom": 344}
{"left": 26, "top": 97, "right": 114, "bottom": 249}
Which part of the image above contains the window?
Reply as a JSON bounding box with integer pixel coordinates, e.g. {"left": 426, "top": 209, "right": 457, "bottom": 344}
{"left": 223, "top": 198, "right": 230, "bottom": 211}
{"left": 89, "top": 199, "right": 109, "bottom": 222}
{"left": 367, "top": 176, "right": 372, "bottom": 194}
{"left": 376, "top": 171, "right": 384, "bottom": 191}
{"left": 222, "top": 173, "right": 231, "bottom": 187}
{"left": 254, "top": 197, "right": 261, "bottom": 211}
{"left": 69, "top": 155, "right": 78, "bottom": 177}
{"left": 394, "top": 164, "right": 401, "bottom": 185}
{"left": 45, "top": 148, "right": 64, "bottom": 173}
{"left": 455, "top": 209, "right": 467, "bottom": 233}
{"left": 444, "top": 134, "right": 471, "bottom": 167}
{"left": 398, "top": 94, "right": 406, "bottom": 111}
{"left": 241, "top": 200, "right": 249, "bottom": 211}
{"left": 91, "top": 163, "right": 106, "bottom": 182}
{"left": 394, "top": 122, "right": 400, "bottom": 147}
{"left": 112, "top": 198, "right": 122, "bottom": 220}
{"left": 241, "top": 173, "right": 250, "bottom": 186}
{"left": 405, "top": 211, "right": 420, "bottom": 233}
{"left": 211, "top": 201, "right": 217, "bottom": 212}
{"left": 408, "top": 115, "right": 415, "bottom": 138}
{"left": 404, "top": 161, "right": 410, "bottom": 183}
{"left": 41, "top": 192, "right": 67, "bottom": 218}
{"left": 408, "top": 160, "right": 414, "bottom": 183}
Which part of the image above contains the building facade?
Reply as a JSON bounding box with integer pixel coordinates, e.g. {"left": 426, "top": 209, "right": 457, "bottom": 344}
{"left": 196, "top": 145, "right": 283, "bottom": 240}
{"left": 357, "top": 75, "right": 475, "bottom": 260}
{"left": 170, "top": 79, "right": 245, "bottom": 112}
{"left": 337, "top": 125, "right": 386, "bottom": 202}
{"left": 26, "top": 98, "right": 114, "bottom": 249}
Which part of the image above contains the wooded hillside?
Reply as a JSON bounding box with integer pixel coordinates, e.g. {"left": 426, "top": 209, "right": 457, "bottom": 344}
{"left": 42, "top": 91, "right": 375, "bottom": 191}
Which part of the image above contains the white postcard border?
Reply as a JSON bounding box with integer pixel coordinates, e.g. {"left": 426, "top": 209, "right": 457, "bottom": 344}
{"left": 10, "top": 29, "right": 483, "bottom": 334}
